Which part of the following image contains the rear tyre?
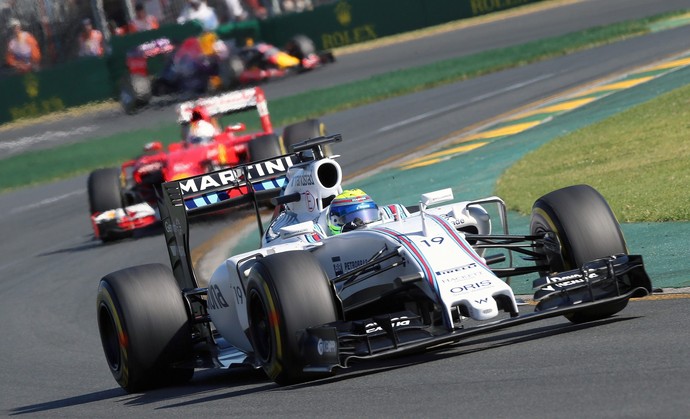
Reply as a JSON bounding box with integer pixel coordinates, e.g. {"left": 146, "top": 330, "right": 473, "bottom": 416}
{"left": 97, "top": 264, "right": 193, "bottom": 393}
{"left": 282, "top": 119, "right": 330, "bottom": 156}
{"left": 220, "top": 54, "right": 245, "bottom": 89}
{"left": 247, "top": 133, "right": 284, "bottom": 162}
{"left": 530, "top": 185, "right": 629, "bottom": 323}
{"left": 285, "top": 35, "right": 316, "bottom": 61}
{"left": 120, "top": 74, "right": 152, "bottom": 114}
{"left": 247, "top": 251, "right": 338, "bottom": 385}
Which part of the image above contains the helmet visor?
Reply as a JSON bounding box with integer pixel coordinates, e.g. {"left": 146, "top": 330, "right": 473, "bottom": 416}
{"left": 334, "top": 207, "right": 380, "bottom": 227}
{"left": 189, "top": 136, "right": 207, "bottom": 144}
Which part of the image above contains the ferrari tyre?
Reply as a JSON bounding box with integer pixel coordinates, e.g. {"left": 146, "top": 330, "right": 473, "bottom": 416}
{"left": 88, "top": 168, "right": 123, "bottom": 214}
{"left": 530, "top": 184, "right": 629, "bottom": 323}
{"left": 120, "top": 74, "right": 152, "bottom": 114}
{"left": 96, "top": 264, "right": 193, "bottom": 393}
{"left": 247, "top": 251, "right": 338, "bottom": 385}
{"left": 247, "top": 133, "right": 284, "bottom": 162}
{"left": 220, "top": 54, "right": 245, "bottom": 89}
{"left": 88, "top": 168, "right": 130, "bottom": 242}
{"left": 286, "top": 35, "right": 315, "bottom": 61}
{"left": 282, "top": 119, "right": 330, "bottom": 156}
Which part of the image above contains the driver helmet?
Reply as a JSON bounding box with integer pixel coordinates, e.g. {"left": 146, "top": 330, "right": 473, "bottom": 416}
{"left": 190, "top": 105, "right": 210, "bottom": 123}
{"left": 328, "top": 189, "right": 380, "bottom": 235}
{"left": 188, "top": 119, "right": 216, "bottom": 145}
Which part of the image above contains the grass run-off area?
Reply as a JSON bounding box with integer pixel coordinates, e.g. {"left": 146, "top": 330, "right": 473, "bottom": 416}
{"left": 495, "top": 82, "right": 690, "bottom": 223}
{"left": 0, "top": 9, "right": 686, "bottom": 192}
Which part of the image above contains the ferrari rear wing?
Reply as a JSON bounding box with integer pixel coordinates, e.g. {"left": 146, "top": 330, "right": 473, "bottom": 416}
{"left": 176, "top": 87, "right": 272, "bottom": 130}
{"left": 158, "top": 134, "right": 340, "bottom": 290}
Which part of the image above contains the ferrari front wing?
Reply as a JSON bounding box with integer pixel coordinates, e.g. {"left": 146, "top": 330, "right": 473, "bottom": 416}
{"left": 91, "top": 202, "right": 158, "bottom": 240}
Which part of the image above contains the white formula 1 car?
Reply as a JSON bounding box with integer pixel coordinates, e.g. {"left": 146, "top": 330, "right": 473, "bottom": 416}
{"left": 96, "top": 134, "right": 652, "bottom": 392}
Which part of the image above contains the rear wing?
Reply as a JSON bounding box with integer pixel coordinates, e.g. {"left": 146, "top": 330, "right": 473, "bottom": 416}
{"left": 159, "top": 153, "right": 297, "bottom": 290}
{"left": 158, "top": 134, "right": 340, "bottom": 290}
{"left": 134, "top": 37, "right": 174, "bottom": 57}
{"left": 176, "top": 87, "right": 271, "bottom": 126}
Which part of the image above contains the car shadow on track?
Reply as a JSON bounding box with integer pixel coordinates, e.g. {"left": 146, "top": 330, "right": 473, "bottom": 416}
{"left": 128, "top": 368, "right": 276, "bottom": 408}
{"left": 151, "top": 317, "right": 644, "bottom": 408}
{"left": 9, "top": 388, "right": 126, "bottom": 415}
{"left": 8, "top": 368, "right": 270, "bottom": 415}
{"left": 282, "top": 315, "right": 641, "bottom": 390}
{"left": 7, "top": 316, "right": 640, "bottom": 414}
{"left": 36, "top": 239, "right": 103, "bottom": 255}
{"left": 37, "top": 210, "right": 249, "bottom": 257}
{"left": 36, "top": 224, "right": 167, "bottom": 256}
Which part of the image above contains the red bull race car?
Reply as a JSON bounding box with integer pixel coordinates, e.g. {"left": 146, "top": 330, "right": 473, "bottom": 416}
{"left": 88, "top": 86, "right": 326, "bottom": 241}
{"left": 120, "top": 33, "right": 334, "bottom": 114}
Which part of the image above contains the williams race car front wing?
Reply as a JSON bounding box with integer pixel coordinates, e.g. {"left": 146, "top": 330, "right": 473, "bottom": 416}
{"left": 299, "top": 254, "right": 652, "bottom": 373}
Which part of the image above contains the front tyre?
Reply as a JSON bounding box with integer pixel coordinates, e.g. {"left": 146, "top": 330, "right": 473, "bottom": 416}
{"left": 87, "top": 168, "right": 123, "bottom": 214}
{"left": 247, "top": 251, "right": 338, "bottom": 385}
{"left": 120, "top": 74, "right": 152, "bottom": 114}
{"left": 530, "top": 185, "right": 629, "bottom": 323}
{"left": 282, "top": 119, "right": 329, "bottom": 157}
{"left": 88, "top": 168, "right": 131, "bottom": 242}
{"left": 97, "top": 264, "right": 193, "bottom": 392}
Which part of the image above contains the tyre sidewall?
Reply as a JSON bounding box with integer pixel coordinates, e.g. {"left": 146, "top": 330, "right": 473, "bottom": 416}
{"left": 88, "top": 168, "right": 124, "bottom": 214}
{"left": 248, "top": 133, "right": 284, "bottom": 162}
{"left": 220, "top": 54, "right": 244, "bottom": 89}
{"left": 96, "top": 264, "right": 192, "bottom": 392}
{"left": 530, "top": 185, "right": 630, "bottom": 322}
{"left": 286, "top": 35, "right": 315, "bottom": 60}
{"left": 246, "top": 251, "right": 337, "bottom": 384}
{"left": 281, "top": 119, "right": 328, "bottom": 156}
{"left": 530, "top": 184, "right": 627, "bottom": 270}
{"left": 120, "top": 74, "right": 152, "bottom": 113}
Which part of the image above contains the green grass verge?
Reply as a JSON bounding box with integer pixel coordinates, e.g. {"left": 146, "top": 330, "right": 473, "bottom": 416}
{"left": 495, "top": 82, "right": 690, "bottom": 222}
{"left": 0, "top": 9, "right": 686, "bottom": 192}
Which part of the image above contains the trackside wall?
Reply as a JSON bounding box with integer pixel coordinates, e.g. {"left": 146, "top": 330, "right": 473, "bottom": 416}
{"left": 0, "top": 57, "right": 112, "bottom": 123}
{"left": 259, "top": 0, "right": 546, "bottom": 50}
{"left": 0, "top": 22, "right": 203, "bottom": 125}
{"left": 0, "top": 0, "right": 543, "bottom": 125}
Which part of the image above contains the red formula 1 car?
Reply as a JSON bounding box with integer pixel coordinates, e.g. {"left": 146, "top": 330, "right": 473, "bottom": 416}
{"left": 88, "top": 86, "right": 326, "bottom": 241}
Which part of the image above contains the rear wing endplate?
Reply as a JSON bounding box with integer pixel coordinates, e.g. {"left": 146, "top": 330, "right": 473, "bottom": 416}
{"left": 159, "top": 153, "right": 298, "bottom": 289}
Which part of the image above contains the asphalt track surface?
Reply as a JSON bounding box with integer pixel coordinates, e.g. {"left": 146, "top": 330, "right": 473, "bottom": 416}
{"left": 2, "top": 1, "right": 690, "bottom": 417}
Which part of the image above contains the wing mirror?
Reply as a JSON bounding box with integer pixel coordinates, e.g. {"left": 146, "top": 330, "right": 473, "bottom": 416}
{"left": 225, "top": 123, "right": 246, "bottom": 133}
{"left": 420, "top": 188, "right": 454, "bottom": 209}
{"left": 143, "top": 141, "right": 163, "bottom": 152}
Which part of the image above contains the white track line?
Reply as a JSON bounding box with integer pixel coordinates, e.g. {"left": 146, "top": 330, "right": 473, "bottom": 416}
{"left": 0, "top": 126, "right": 97, "bottom": 156}
{"left": 9, "top": 189, "right": 85, "bottom": 215}
{"left": 376, "top": 73, "right": 555, "bottom": 134}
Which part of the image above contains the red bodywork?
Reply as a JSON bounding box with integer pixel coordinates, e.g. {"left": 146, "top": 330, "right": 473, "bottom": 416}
{"left": 126, "top": 37, "right": 175, "bottom": 77}
{"left": 91, "top": 87, "right": 273, "bottom": 238}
